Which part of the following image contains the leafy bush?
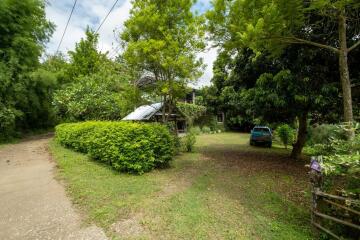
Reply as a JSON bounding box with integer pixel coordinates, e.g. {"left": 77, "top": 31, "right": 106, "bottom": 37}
{"left": 172, "top": 133, "right": 182, "bottom": 155}
{"left": 183, "top": 131, "right": 196, "bottom": 152}
{"left": 201, "top": 126, "right": 211, "bottom": 134}
{"left": 276, "top": 124, "right": 295, "bottom": 149}
{"left": 307, "top": 124, "right": 347, "bottom": 145}
{"left": 190, "top": 126, "right": 201, "bottom": 135}
{"left": 308, "top": 124, "right": 359, "bottom": 238}
{"left": 308, "top": 124, "right": 360, "bottom": 196}
{"left": 55, "top": 121, "right": 174, "bottom": 174}
{"left": 53, "top": 72, "right": 130, "bottom": 122}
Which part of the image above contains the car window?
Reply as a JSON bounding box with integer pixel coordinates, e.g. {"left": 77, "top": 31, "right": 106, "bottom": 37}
{"left": 253, "top": 128, "right": 270, "bottom": 133}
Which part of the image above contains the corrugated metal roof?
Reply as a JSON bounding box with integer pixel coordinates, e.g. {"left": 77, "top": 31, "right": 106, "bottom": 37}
{"left": 122, "top": 102, "right": 163, "bottom": 121}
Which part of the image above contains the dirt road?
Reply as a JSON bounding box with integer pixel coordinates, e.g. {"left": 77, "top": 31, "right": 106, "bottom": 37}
{"left": 0, "top": 136, "right": 107, "bottom": 240}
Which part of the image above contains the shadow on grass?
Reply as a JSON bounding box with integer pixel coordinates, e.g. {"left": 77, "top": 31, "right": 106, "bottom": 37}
{"left": 192, "top": 141, "right": 314, "bottom": 239}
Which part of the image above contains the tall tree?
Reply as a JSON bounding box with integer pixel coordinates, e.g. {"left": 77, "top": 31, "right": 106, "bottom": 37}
{"left": 121, "top": 0, "right": 205, "bottom": 122}
{"left": 207, "top": 0, "right": 360, "bottom": 139}
{"left": 67, "top": 28, "right": 108, "bottom": 81}
{"left": 0, "top": 0, "right": 54, "bottom": 137}
{"left": 252, "top": 46, "right": 340, "bottom": 158}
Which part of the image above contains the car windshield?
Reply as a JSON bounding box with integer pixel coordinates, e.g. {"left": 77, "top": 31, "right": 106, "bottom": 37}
{"left": 253, "top": 128, "right": 270, "bottom": 133}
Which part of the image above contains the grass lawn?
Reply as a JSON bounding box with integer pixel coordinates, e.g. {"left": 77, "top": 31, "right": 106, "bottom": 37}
{"left": 49, "top": 132, "right": 315, "bottom": 239}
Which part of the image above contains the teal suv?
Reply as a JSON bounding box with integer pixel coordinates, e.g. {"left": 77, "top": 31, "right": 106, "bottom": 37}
{"left": 250, "top": 126, "right": 272, "bottom": 147}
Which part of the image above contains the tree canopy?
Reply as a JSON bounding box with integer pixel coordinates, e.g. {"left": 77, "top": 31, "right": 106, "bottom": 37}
{"left": 121, "top": 0, "right": 206, "bottom": 122}
{"left": 206, "top": 0, "right": 360, "bottom": 138}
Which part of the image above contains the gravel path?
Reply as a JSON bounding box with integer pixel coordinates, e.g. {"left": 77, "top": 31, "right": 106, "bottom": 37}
{"left": 0, "top": 136, "right": 107, "bottom": 240}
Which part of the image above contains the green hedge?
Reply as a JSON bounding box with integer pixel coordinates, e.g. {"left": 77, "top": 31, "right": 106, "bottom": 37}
{"left": 55, "top": 121, "right": 174, "bottom": 174}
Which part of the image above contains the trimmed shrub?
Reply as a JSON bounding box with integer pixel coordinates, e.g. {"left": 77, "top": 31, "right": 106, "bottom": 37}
{"left": 201, "top": 126, "right": 211, "bottom": 134}
{"left": 190, "top": 126, "right": 201, "bottom": 135}
{"left": 55, "top": 121, "right": 174, "bottom": 174}
{"left": 276, "top": 124, "right": 295, "bottom": 149}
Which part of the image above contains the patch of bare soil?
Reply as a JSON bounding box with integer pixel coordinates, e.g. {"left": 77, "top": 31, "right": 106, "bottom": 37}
{"left": 158, "top": 167, "right": 198, "bottom": 198}
{"left": 111, "top": 214, "right": 148, "bottom": 238}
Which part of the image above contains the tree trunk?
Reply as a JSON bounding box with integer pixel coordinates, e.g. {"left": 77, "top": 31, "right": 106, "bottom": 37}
{"left": 162, "top": 95, "right": 167, "bottom": 123}
{"left": 166, "top": 98, "right": 174, "bottom": 123}
{"left": 338, "top": 9, "right": 355, "bottom": 140}
{"left": 291, "top": 112, "right": 307, "bottom": 159}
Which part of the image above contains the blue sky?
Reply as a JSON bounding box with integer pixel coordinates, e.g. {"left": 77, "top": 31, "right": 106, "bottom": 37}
{"left": 45, "top": 0, "right": 216, "bottom": 87}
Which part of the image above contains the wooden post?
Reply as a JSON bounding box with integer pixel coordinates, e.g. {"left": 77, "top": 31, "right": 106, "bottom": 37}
{"left": 309, "top": 156, "right": 323, "bottom": 229}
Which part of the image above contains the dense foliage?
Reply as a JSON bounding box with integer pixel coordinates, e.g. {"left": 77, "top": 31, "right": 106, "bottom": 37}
{"left": 308, "top": 125, "right": 359, "bottom": 194}
{"left": 52, "top": 30, "right": 139, "bottom": 122}
{"left": 53, "top": 76, "right": 123, "bottom": 121}
{"left": 55, "top": 121, "right": 175, "bottom": 174}
{"left": 307, "top": 124, "right": 347, "bottom": 145}
{"left": 307, "top": 124, "right": 359, "bottom": 239}
{"left": 0, "top": 0, "right": 55, "bottom": 139}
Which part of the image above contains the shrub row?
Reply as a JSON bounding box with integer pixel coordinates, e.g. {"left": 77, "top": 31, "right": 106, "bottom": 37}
{"left": 189, "top": 126, "right": 222, "bottom": 135}
{"left": 55, "top": 121, "right": 174, "bottom": 174}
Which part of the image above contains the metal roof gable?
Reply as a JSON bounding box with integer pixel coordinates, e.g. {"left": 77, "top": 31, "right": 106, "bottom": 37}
{"left": 122, "top": 102, "right": 163, "bottom": 121}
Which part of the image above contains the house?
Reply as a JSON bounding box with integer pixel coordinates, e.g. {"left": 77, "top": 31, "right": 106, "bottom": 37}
{"left": 122, "top": 102, "right": 187, "bottom": 133}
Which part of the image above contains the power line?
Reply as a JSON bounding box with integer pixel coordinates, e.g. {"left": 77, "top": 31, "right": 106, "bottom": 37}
{"left": 56, "top": 0, "right": 78, "bottom": 53}
{"left": 95, "top": 0, "right": 120, "bottom": 34}
{"left": 108, "top": 44, "right": 121, "bottom": 59}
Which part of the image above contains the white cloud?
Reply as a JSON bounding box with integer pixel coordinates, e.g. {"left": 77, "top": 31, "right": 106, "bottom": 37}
{"left": 45, "top": 2, "right": 86, "bottom": 55}
{"left": 96, "top": 0, "right": 132, "bottom": 54}
{"left": 45, "top": 0, "right": 216, "bottom": 86}
{"left": 45, "top": 0, "right": 131, "bottom": 55}
{"left": 196, "top": 46, "right": 218, "bottom": 87}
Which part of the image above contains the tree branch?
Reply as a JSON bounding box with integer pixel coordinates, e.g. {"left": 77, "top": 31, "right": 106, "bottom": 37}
{"left": 281, "top": 37, "right": 340, "bottom": 53}
{"left": 260, "top": 35, "right": 340, "bottom": 53}
{"left": 348, "top": 39, "right": 360, "bottom": 52}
